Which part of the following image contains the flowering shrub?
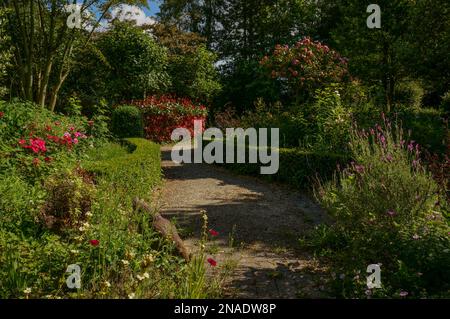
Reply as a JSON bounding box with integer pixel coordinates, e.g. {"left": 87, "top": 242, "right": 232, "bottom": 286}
{"left": 128, "top": 95, "right": 207, "bottom": 143}
{"left": 313, "top": 121, "right": 450, "bottom": 298}
{"left": 260, "top": 37, "right": 349, "bottom": 100}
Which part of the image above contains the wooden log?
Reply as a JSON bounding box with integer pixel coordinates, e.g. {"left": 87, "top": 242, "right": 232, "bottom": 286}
{"left": 133, "top": 198, "right": 190, "bottom": 262}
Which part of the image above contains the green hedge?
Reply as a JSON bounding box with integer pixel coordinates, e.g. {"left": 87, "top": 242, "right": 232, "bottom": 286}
{"left": 218, "top": 145, "right": 349, "bottom": 189}
{"left": 84, "top": 138, "right": 161, "bottom": 196}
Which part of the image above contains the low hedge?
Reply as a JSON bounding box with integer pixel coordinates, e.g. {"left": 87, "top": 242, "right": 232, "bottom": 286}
{"left": 84, "top": 138, "right": 161, "bottom": 195}
{"left": 217, "top": 145, "right": 349, "bottom": 189}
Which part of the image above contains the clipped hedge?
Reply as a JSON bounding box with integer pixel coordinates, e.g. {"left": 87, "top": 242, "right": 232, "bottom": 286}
{"left": 217, "top": 145, "right": 349, "bottom": 189}
{"left": 84, "top": 138, "right": 161, "bottom": 194}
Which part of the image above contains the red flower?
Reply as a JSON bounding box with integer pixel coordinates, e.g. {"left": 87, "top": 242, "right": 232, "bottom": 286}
{"left": 89, "top": 239, "right": 100, "bottom": 247}
{"left": 209, "top": 229, "right": 219, "bottom": 237}
{"left": 207, "top": 258, "right": 217, "bottom": 267}
{"left": 0, "top": 111, "right": 4, "bottom": 118}
{"left": 88, "top": 120, "right": 94, "bottom": 127}
{"left": 32, "top": 158, "right": 40, "bottom": 166}
{"left": 44, "top": 157, "right": 52, "bottom": 163}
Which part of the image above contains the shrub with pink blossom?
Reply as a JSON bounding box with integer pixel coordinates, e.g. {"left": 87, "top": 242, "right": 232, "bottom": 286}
{"left": 312, "top": 120, "right": 450, "bottom": 298}
{"left": 260, "top": 37, "right": 349, "bottom": 101}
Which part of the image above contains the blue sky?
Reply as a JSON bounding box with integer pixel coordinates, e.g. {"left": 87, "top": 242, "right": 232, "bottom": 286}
{"left": 143, "top": 1, "right": 160, "bottom": 16}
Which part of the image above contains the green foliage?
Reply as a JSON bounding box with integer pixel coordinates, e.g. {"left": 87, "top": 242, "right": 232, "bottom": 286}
{"left": 169, "top": 45, "right": 221, "bottom": 103}
{"left": 98, "top": 22, "right": 171, "bottom": 103}
{"left": 0, "top": 7, "right": 11, "bottom": 98}
{"left": 441, "top": 91, "right": 450, "bottom": 113}
{"left": 110, "top": 105, "right": 144, "bottom": 138}
{"left": 40, "top": 168, "right": 96, "bottom": 233}
{"left": 394, "top": 81, "right": 425, "bottom": 109}
{"left": 313, "top": 122, "right": 450, "bottom": 298}
{"left": 308, "top": 84, "right": 353, "bottom": 152}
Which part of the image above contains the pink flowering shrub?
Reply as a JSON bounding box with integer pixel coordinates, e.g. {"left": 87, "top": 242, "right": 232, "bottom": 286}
{"left": 260, "top": 37, "right": 349, "bottom": 100}
{"left": 0, "top": 101, "right": 91, "bottom": 179}
{"left": 313, "top": 119, "right": 450, "bottom": 298}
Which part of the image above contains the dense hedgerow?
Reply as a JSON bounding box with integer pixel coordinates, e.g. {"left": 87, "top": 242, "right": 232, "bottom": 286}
{"left": 310, "top": 121, "right": 450, "bottom": 298}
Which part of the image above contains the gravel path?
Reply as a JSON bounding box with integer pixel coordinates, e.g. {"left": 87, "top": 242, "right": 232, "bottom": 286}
{"left": 159, "top": 145, "right": 330, "bottom": 298}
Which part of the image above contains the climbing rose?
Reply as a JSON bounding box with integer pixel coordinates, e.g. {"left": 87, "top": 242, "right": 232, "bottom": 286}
{"left": 207, "top": 258, "right": 217, "bottom": 267}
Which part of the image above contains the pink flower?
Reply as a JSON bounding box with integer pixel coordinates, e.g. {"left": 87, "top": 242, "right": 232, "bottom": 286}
{"left": 209, "top": 229, "right": 219, "bottom": 237}
{"left": 207, "top": 258, "right": 217, "bottom": 267}
{"left": 74, "top": 132, "right": 82, "bottom": 138}
{"left": 355, "top": 165, "right": 364, "bottom": 174}
{"left": 399, "top": 291, "right": 408, "bottom": 297}
{"left": 412, "top": 234, "right": 420, "bottom": 240}
{"left": 387, "top": 210, "right": 396, "bottom": 217}
{"left": 89, "top": 239, "right": 100, "bottom": 247}
{"left": 73, "top": 138, "right": 79, "bottom": 145}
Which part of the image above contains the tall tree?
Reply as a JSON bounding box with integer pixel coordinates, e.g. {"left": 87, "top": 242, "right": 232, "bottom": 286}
{"left": 1, "top": 0, "right": 148, "bottom": 110}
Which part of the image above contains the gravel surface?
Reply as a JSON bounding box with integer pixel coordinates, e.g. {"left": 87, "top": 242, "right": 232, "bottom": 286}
{"left": 159, "top": 145, "right": 330, "bottom": 298}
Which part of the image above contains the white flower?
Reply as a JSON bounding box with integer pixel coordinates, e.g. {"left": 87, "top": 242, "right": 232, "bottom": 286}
{"left": 85, "top": 212, "right": 93, "bottom": 218}
{"left": 121, "top": 259, "right": 129, "bottom": 266}
{"left": 136, "top": 274, "right": 145, "bottom": 281}
{"left": 104, "top": 281, "right": 111, "bottom": 288}
{"left": 70, "top": 249, "right": 79, "bottom": 254}
{"left": 143, "top": 272, "right": 149, "bottom": 279}
{"left": 24, "top": 288, "right": 32, "bottom": 294}
{"left": 128, "top": 293, "right": 135, "bottom": 299}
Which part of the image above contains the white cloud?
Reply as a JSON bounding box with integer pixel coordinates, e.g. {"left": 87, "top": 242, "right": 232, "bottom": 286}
{"left": 111, "top": 4, "right": 156, "bottom": 26}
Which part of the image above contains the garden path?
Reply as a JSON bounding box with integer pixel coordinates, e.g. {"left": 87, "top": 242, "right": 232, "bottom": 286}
{"left": 158, "top": 145, "right": 330, "bottom": 298}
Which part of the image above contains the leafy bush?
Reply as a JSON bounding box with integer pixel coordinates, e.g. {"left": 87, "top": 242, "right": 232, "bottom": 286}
{"left": 260, "top": 37, "right": 349, "bottom": 102}
{"left": 40, "top": 168, "right": 96, "bottom": 233}
{"left": 169, "top": 45, "right": 222, "bottom": 103}
{"left": 308, "top": 84, "right": 352, "bottom": 152}
{"left": 129, "top": 95, "right": 207, "bottom": 143}
{"left": 395, "top": 80, "right": 425, "bottom": 109}
{"left": 312, "top": 122, "right": 450, "bottom": 298}
{"left": 0, "top": 100, "right": 91, "bottom": 181}
{"left": 111, "top": 105, "right": 144, "bottom": 138}
{"left": 97, "top": 21, "right": 171, "bottom": 103}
